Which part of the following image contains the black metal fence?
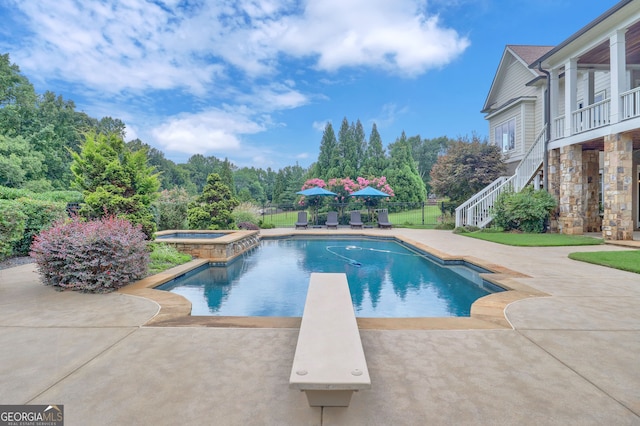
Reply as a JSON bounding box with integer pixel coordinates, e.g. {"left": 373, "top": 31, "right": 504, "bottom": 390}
{"left": 259, "top": 200, "right": 447, "bottom": 227}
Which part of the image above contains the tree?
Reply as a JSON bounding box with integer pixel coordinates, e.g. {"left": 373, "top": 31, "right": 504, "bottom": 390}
{"left": 217, "top": 157, "right": 236, "bottom": 196}
{"left": 362, "top": 123, "right": 388, "bottom": 177}
{"left": 384, "top": 131, "right": 426, "bottom": 203}
{"left": 353, "top": 119, "right": 367, "bottom": 172}
{"left": 409, "top": 135, "right": 450, "bottom": 195}
{"left": 95, "top": 116, "right": 127, "bottom": 140}
{"left": 336, "top": 117, "right": 358, "bottom": 178}
{"left": 183, "top": 154, "right": 221, "bottom": 193}
{"left": 234, "top": 167, "right": 266, "bottom": 203}
{"left": 187, "top": 173, "right": 239, "bottom": 230}
{"left": 127, "top": 139, "right": 196, "bottom": 193}
{"left": 430, "top": 134, "right": 506, "bottom": 205}
{"left": 70, "top": 132, "right": 160, "bottom": 238}
{"left": 273, "top": 164, "right": 306, "bottom": 204}
{"left": 0, "top": 134, "right": 45, "bottom": 187}
{"left": 0, "top": 54, "right": 37, "bottom": 136}
{"left": 313, "top": 122, "right": 339, "bottom": 180}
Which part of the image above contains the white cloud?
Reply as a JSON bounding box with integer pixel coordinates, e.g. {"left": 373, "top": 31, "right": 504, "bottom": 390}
{"left": 6, "top": 0, "right": 469, "bottom": 168}
{"left": 10, "top": 0, "right": 468, "bottom": 94}
{"left": 371, "top": 103, "right": 409, "bottom": 128}
{"left": 312, "top": 120, "right": 332, "bottom": 132}
{"left": 270, "top": 0, "right": 470, "bottom": 75}
{"left": 151, "top": 108, "right": 265, "bottom": 155}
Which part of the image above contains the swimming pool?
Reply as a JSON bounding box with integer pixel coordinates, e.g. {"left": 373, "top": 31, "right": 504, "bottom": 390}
{"left": 158, "top": 237, "right": 504, "bottom": 318}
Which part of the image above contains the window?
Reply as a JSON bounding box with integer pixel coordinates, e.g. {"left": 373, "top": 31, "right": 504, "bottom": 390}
{"left": 495, "top": 118, "right": 515, "bottom": 152}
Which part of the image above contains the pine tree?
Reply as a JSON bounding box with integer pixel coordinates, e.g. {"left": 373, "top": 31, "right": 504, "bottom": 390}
{"left": 384, "top": 131, "right": 426, "bottom": 203}
{"left": 353, "top": 119, "right": 367, "bottom": 173}
{"left": 337, "top": 117, "right": 357, "bottom": 178}
{"left": 362, "top": 123, "right": 388, "bottom": 176}
{"left": 70, "top": 132, "right": 160, "bottom": 238}
{"left": 315, "top": 122, "right": 339, "bottom": 180}
{"left": 187, "top": 173, "right": 240, "bottom": 230}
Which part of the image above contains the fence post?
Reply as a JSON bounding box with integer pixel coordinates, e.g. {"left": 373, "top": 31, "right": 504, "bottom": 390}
{"left": 421, "top": 202, "right": 425, "bottom": 225}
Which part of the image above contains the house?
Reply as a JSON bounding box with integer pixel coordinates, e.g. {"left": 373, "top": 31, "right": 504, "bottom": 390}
{"left": 456, "top": 0, "right": 640, "bottom": 241}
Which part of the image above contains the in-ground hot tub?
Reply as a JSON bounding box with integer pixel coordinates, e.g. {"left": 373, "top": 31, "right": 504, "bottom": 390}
{"left": 155, "top": 230, "right": 260, "bottom": 262}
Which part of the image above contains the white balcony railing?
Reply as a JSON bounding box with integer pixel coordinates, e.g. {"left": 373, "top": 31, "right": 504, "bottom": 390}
{"left": 621, "top": 86, "right": 640, "bottom": 120}
{"left": 455, "top": 128, "right": 546, "bottom": 228}
{"left": 571, "top": 98, "right": 610, "bottom": 133}
{"left": 553, "top": 115, "right": 565, "bottom": 140}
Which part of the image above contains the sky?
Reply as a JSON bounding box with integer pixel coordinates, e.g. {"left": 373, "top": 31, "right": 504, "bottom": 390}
{"left": 0, "top": 0, "right": 622, "bottom": 170}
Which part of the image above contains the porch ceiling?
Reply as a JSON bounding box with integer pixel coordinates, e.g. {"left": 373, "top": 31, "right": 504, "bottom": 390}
{"left": 578, "top": 21, "right": 640, "bottom": 66}
{"left": 577, "top": 131, "right": 640, "bottom": 151}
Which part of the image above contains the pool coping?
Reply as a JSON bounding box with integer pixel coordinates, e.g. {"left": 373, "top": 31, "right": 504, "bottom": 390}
{"left": 119, "top": 231, "right": 548, "bottom": 330}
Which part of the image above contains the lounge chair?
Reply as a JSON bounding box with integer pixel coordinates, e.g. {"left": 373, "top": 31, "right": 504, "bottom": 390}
{"left": 377, "top": 210, "right": 392, "bottom": 229}
{"left": 349, "top": 211, "right": 363, "bottom": 229}
{"left": 326, "top": 211, "right": 339, "bottom": 229}
{"left": 295, "top": 211, "right": 308, "bottom": 229}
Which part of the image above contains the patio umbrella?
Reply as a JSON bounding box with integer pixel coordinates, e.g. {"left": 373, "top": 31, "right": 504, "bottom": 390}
{"left": 296, "top": 186, "right": 337, "bottom": 225}
{"left": 350, "top": 186, "right": 391, "bottom": 225}
{"left": 296, "top": 187, "right": 337, "bottom": 197}
{"left": 350, "top": 186, "right": 390, "bottom": 198}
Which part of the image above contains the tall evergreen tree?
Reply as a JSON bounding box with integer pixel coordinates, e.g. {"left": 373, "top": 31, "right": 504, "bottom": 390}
{"left": 337, "top": 117, "right": 357, "bottom": 178}
{"left": 217, "top": 158, "right": 236, "bottom": 196}
{"left": 187, "top": 173, "right": 239, "bottom": 230}
{"left": 353, "top": 119, "right": 367, "bottom": 172}
{"left": 362, "top": 123, "right": 388, "bottom": 177}
{"left": 384, "top": 131, "right": 426, "bottom": 203}
{"left": 314, "top": 122, "right": 339, "bottom": 180}
{"left": 70, "top": 132, "right": 161, "bottom": 238}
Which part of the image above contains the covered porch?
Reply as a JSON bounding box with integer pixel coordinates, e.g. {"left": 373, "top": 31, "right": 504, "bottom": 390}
{"left": 547, "top": 131, "right": 640, "bottom": 240}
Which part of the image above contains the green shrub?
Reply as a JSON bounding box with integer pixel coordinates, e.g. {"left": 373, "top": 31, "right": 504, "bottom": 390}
{"left": 0, "top": 200, "right": 27, "bottom": 259}
{"left": 258, "top": 221, "right": 275, "bottom": 229}
{"left": 155, "top": 188, "right": 190, "bottom": 231}
{"left": 148, "top": 243, "right": 191, "bottom": 275}
{"left": 31, "top": 190, "right": 84, "bottom": 203}
{"left": 493, "top": 187, "right": 556, "bottom": 233}
{"left": 232, "top": 202, "right": 261, "bottom": 227}
{"left": 12, "top": 198, "right": 68, "bottom": 256}
{"left": 30, "top": 216, "right": 149, "bottom": 293}
{"left": 0, "top": 186, "right": 31, "bottom": 200}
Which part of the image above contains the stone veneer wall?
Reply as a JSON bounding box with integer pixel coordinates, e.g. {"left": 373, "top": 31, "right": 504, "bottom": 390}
{"left": 547, "top": 148, "right": 561, "bottom": 232}
{"left": 164, "top": 232, "right": 261, "bottom": 261}
{"left": 583, "top": 150, "right": 601, "bottom": 232}
{"left": 602, "top": 133, "right": 634, "bottom": 240}
{"left": 559, "top": 145, "right": 584, "bottom": 234}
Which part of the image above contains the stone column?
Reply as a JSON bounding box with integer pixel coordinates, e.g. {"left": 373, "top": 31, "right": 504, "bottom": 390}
{"left": 602, "top": 133, "right": 634, "bottom": 240}
{"left": 547, "top": 148, "right": 561, "bottom": 232}
{"left": 583, "top": 150, "right": 601, "bottom": 232}
{"left": 559, "top": 145, "right": 584, "bottom": 234}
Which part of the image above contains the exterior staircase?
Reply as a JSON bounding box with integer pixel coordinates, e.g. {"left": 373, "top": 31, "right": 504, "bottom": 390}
{"left": 455, "top": 128, "right": 546, "bottom": 228}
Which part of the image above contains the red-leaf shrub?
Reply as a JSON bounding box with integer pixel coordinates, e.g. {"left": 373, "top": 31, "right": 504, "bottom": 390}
{"left": 30, "top": 216, "right": 149, "bottom": 293}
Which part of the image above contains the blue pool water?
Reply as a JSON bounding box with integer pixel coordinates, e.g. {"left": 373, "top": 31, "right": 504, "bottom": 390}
{"left": 158, "top": 237, "right": 502, "bottom": 317}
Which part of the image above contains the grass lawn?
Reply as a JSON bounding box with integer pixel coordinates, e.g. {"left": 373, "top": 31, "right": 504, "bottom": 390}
{"left": 568, "top": 250, "right": 640, "bottom": 274}
{"left": 461, "top": 231, "right": 604, "bottom": 246}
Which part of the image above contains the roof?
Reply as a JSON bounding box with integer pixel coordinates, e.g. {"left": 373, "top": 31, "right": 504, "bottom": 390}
{"left": 507, "top": 45, "right": 554, "bottom": 75}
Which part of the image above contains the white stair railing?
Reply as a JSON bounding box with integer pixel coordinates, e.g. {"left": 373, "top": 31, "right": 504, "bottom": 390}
{"left": 455, "top": 128, "right": 546, "bottom": 228}
{"left": 455, "top": 176, "right": 509, "bottom": 227}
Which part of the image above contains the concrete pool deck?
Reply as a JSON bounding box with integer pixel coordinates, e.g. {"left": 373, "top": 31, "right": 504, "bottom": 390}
{"left": 1, "top": 229, "right": 639, "bottom": 425}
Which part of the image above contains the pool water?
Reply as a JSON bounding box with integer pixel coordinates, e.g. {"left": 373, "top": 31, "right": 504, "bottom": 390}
{"left": 158, "top": 238, "right": 501, "bottom": 317}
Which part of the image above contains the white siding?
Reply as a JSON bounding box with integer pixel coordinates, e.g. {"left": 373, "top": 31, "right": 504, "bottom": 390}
{"left": 491, "top": 53, "right": 539, "bottom": 107}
